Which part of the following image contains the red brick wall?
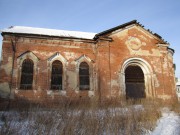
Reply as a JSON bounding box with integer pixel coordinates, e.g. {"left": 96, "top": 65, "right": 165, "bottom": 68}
{"left": 0, "top": 25, "right": 177, "bottom": 101}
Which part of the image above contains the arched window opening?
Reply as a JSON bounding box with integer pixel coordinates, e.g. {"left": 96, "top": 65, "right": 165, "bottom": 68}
{"left": 125, "top": 65, "right": 145, "bottom": 99}
{"left": 20, "top": 59, "right": 34, "bottom": 90}
{"left": 79, "top": 62, "right": 89, "bottom": 90}
{"left": 51, "top": 60, "right": 63, "bottom": 90}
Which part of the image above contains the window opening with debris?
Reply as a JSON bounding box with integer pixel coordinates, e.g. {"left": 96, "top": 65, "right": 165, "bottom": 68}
{"left": 20, "top": 59, "right": 34, "bottom": 90}
{"left": 51, "top": 60, "right": 63, "bottom": 90}
{"left": 79, "top": 62, "right": 90, "bottom": 90}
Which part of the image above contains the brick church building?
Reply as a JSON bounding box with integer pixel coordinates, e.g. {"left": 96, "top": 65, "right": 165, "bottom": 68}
{"left": 0, "top": 20, "right": 177, "bottom": 101}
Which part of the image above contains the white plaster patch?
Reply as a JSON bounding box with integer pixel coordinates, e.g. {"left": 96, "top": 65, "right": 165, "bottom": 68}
{"left": 151, "top": 59, "right": 162, "bottom": 73}
{"left": 88, "top": 91, "right": 94, "bottom": 97}
{"left": 1, "top": 57, "right": 12, "bottom": 75}
{"left": 63, "top": 52, "right": 76, "bottom": 60}
{"left": 142, "top": 42, "right": 146, "bottom": 46}
{"left": 0, "top": 82, "right": 10, "bottom": 98}
{"left": 151, "top": 49, "right": 161, "bottom": 56}
{"left": 59, "top": 90, "right": 66, "bottom": 96}
{"left": 158, "top": 95, "right": 172, "bottom": 100}
{"left": 38, "top": 86, "right": 41, "bottom": 91}
{"left": 33, "top": 90, "right": 37, "bottom": 93}
{"left": 67, "top": 70, "right": 77, "bottom": 89}
{"left": 47, "top": 90, "right": 67, "bottom": 96}
{"left": 33, "top": 51, "right": 53, "bottom": 57}
{"left": 111, "top": 80, "right": 119, "bottom": 86}
{"left": 13, "top": 69, "right": 17, "bottom": 77}
{"left": 15, "top": 89, "right": 19, "bottom": 94}
{"left": 154, "top": 75, "right": 160, "bottom": 88}
{"left": 139, "top": 35, "right": 147, "bottom": 41}
{"left": 168, "top": 53, "right": 173, "bottom": 62}
{"left": 111, "top": 28, "right": 128, "bottom": 38}
{"left": 126, "top": 36, "right": 142, "bottom": 51}
{"left": 128, "top": 48, "right": 161, "bottom": 57}
{"left": 163, "top": 58, "right": 168, "bottom": 69}
{"left": 75, "top": 90, "right": 79, "bottom": 94}
{"left": 47, "top": 90, "right": 53, "bottom": 95}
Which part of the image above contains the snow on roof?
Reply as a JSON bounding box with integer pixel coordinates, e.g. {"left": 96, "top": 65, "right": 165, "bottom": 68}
{"left": 1, "top": 26, "right": 97, "bottom": 40}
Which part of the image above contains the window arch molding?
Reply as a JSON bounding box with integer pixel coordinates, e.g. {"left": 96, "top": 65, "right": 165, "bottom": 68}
{"left": 75, "top": 55, "right": 94, "bottom": 93}
{"left": 17, "top": 51, "right": 39, "bottom": 90}
{"left": 47, "top": 52, "right": 67, "bottom": 91}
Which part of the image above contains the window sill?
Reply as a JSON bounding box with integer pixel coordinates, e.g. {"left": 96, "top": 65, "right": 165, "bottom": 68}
{"left": 75, "top": 90, "right": 94, "bottom": 97}
{"left": 47, "top": 90, "right": 66, "bottom": 96}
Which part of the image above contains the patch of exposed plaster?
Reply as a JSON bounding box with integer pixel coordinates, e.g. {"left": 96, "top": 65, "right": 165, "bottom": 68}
{"left": 151, "top": 59, "right": 162, "bottom": 73}
{"left": 126, "top": 36, "right": 142, "bottom": 51}
{"left": 111, "top": 80, "right": 119, "bottom": 87}
{"left": 38, "top": 86, "right": 41, "bottom": 91}
{"left": 128, "top": 47, "right": 162, "bottom": 56}
{"left": 88, "top": 91, "right": 94, "bottom": 97}
{"left": 136, "top": 26, "right": 154, "bottom": 39}
{"left": 139, "top": 35, "right": 148, "bottom": 41}
{"left": 163, "top": 58, "right": 168, "bottom": 69}
{"left": 154, "top": 75, "right": 160, "bottom": 88}
{"left": 75, "top": 90, "right": 79, "bottom": 94}
{"left": 0, "top": 82, "right": 10, "bottom": 98}
{"left": 41, "top": 69, "right": 48, "bottom": 73}
{"left": 67, "top": 70, "right": 77, "bottom": 90}
{"left": 1, "top": 57, "right": 12, "bottom": 75}
{"left": 47, "top": 90, "right": 66, "bottom": 96}
{"left": 158, "top": 95, "right": 172, "bottom": 100}
{"left": 33, "top": 51, "right": 54, "bottom": 57}
{"left": 112, "top": 29, "right": 128, "bottom": 39}
{"left": 13, "top": 69, "right": 17, "bottom": 77}
{"left": 63, "top": 52, "right": 77, "bottom": 60}
{"left": 168, "top": 53, "right": 173, "bottom": 62}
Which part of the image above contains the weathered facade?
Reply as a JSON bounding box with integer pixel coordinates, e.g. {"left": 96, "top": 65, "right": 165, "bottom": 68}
{"left": 0, "top": 20, "right": 177, "bottom": 101}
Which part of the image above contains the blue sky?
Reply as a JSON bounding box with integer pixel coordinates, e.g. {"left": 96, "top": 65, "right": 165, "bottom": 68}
{"left": 0, "top": 0, "right": 180, "bottom": 77}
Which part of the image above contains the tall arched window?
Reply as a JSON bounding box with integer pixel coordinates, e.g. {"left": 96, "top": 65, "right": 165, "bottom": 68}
{"left": 20, "top": 59, "right": 34, "bottom": 90}
{"left": 51, "top": 60, "right": 63, "bottom": 90}
{"left": 79, "top": 62, "right": 89, "bottom": 90}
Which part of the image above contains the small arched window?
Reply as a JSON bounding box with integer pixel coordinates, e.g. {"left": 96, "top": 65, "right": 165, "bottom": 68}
{"left": 51, "top": 60, "right": 63, "bottom": 90}
{"left": 20, "top": 59, "right": 34, "bottom": 90}
{"left": 79, "top": 62, "right": 89, "bottom": 90}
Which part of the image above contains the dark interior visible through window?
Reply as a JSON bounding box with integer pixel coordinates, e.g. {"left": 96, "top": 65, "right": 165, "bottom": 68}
{"left": 51, "top": 60, "right": 63, "bottom": 90}
{"left": 79, "top": 62, "right": 89, "bottom": 90}
{"left": 20, "top": 59, "right": 34, "bottom": 90}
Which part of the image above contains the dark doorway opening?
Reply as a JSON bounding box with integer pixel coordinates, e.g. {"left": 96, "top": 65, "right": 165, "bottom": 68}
{"left": 125, "top": 65, "right": 146, "bottom": 99}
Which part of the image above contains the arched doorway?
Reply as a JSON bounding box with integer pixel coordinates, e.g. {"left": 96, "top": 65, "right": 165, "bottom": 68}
{"left": 125, "top": 65, "right": 145, "bottom": 99}
{"left": 120, "top": 58, "right": 154, "bottom": 99}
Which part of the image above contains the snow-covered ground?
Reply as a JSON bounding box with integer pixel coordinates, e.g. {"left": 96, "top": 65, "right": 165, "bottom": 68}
{"left": 0, "top": 107, "right": 179, "bottom": 134}
{"left": 150, "top": 108, "right": 180, "bottom": 135}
